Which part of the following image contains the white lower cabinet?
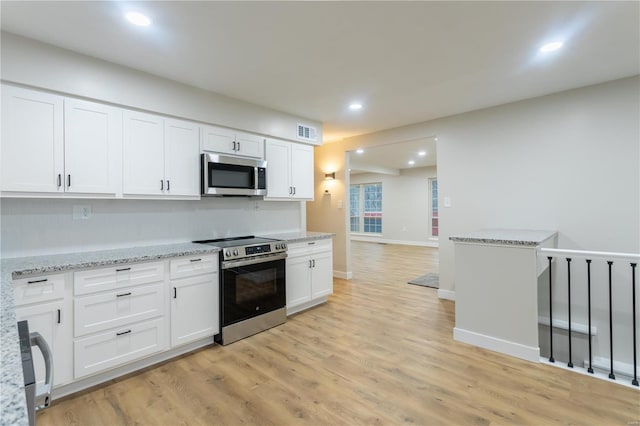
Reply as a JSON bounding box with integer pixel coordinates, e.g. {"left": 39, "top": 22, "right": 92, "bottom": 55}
{"left": 286, "top": 239, "right": 334, "bottom": 315}
{"left": 74, "top": 317, "right": 167, "bottom": 379}
{"left": 170, "top": 255, "right": 219, "bottom": 348}
{"left": 14, "top": 273, "right": 73, "bottom": 387}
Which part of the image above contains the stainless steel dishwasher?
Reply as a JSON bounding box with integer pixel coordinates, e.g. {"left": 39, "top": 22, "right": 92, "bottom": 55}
{"left": 18, "top": 320, "right": 53, "bottom": 426}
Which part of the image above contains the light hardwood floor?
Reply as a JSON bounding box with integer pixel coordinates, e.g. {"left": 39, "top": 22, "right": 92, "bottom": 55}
{"left": 38, "top": 241, "right": 638, "bottom": 425}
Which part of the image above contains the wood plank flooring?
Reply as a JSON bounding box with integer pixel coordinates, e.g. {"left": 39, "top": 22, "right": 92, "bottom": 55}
{"left": 38, "top": 241, "right": 638, "bottom": 425}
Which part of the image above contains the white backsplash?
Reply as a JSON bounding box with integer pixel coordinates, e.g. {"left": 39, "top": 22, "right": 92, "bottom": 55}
{"left": 0, "top": 198, "right": 303, "bottom": 258}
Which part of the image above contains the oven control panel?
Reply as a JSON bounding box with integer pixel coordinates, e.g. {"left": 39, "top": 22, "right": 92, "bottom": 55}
{"left": 246, "top": 244, "right": 271, "bottom": 256}
{"left": 223, "top": 241, "right": 287, "bottom": 261}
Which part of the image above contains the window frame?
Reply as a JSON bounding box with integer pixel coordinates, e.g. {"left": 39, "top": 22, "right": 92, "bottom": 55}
{"left": 349, "top": 182, "right": 383, "bottom": 235}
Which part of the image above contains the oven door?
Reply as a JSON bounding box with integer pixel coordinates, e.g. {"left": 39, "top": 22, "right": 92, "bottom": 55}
{"left": 221, "top": 255, "right": 286, "bottom": 327}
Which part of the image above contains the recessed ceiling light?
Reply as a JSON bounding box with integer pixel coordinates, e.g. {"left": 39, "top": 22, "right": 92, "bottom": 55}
{"left": 408, "top": 160, "right": 415, "bottom": 165}
{"left": 126, "top": 12, "right": 152, "bottom": 27}
{"left": 356, "top": 149, "right": 364, "bottom": 154}
{"left": 434, "top": 137, "right": 438, "bottom": 141}
{"left": 539, "top": 41, "right": 563, "bottom": 53}
{"left": 349, "top": 103, "right": 363, "bottom": 110}
{"left": 418, "top": 151, "right": 427, "bottom": 156}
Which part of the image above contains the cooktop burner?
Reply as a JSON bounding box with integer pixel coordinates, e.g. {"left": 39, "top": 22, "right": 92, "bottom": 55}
{"left": 193, "top": 236, "right": 278, "bottom": 249}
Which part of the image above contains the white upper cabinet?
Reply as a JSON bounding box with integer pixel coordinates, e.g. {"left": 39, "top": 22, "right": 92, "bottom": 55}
{"left": 264, "top": 138, "right": 314, "bottom": 200}
{"left": 64, "top": 99, "right": 121, "bottom": 194}
{"left": 201, "top": 125, "right": 264, "bottom": 159}
{"left": 1, "top": 85, "right": 122, "bottom": 196}
{"left": 123, "top": 110, "right": 165, "bottom": 196}
{"left": 1, "top": 85, "right": 64, "bottom": 193}
{"left": 164, "top": 119, "right": 200, "bottom": 196}
{"left": 123, "top": 111, "right": 200, "bottom": 198}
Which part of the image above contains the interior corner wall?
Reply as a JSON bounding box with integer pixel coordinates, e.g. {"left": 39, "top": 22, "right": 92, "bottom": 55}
{"left": 350, "top": 166, "right": 437, "bottom": 245}
{"left": 307, "top": 76, "right": 640, "bottom": 293}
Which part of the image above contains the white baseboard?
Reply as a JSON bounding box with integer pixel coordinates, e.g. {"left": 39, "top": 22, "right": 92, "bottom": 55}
{"left": 287, "top": 297, "right": 328, "bottom": 316}
{"left": 334, "top": 270, "right": 353, "bottom": 279}
{"left": 351, "top": 235, "right": 438, "bottom": 248}
{"left": 437, "top": 289, "right": 455, "bottom": 300}
{"left": 584, "top": 356, "right": 635, "bottom": 378}
{"left": 453, "top": 327, "right": 540, "bottom": 363}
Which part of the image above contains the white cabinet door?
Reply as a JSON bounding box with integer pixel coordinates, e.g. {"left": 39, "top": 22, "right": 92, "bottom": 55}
{"left": 64, "top": 99, "right": 121, "bottom": 195}
{"left": 235, "top": 132, "right": 264, "bottom": 158}
{"left": 1, "top": 85, "right": 64, "bottom": 193}
{"left": 171, "top": 272, "right": 219, "bottom": 347}
{"left": 311, "top": 249, "right": 333, "bottom": 299}
{"left": 201, "top": 125, "right": 235, "bottom": 155}
{"left": 265, "top": 139, "right": 292, "bottom": 198}
{"left": 15, "top": 300, "right": 73, "bottom": 387}
{"left": 164, "top": 119, "right": 200, "bottom": 196}
{"left": 123, "top": 110, "right": 165, "bottom": 195}
{"left": 291, "top": 142, "right": 314, "bottom": 200}
{"left": 286, "top": 254, "right": 312, "bottom": 308}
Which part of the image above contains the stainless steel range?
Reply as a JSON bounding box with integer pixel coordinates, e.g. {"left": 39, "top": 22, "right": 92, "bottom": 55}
{"left": 193, "top": 236, "right": 287, "bottom": 345}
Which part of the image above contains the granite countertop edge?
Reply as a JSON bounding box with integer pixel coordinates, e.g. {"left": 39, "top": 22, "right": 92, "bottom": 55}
{"left": 449, "top": 229, "right": 558, "bottom": 247}
{"left": 1, "top": 242, "right": 221, "bottom": 426}
{"left": 259, "top": 231, "right": 336, "bottom": 244}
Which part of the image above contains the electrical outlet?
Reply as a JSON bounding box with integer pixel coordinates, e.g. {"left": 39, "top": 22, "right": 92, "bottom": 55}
{"left": 73, "top": 205, "right": 92, "bottom": 220}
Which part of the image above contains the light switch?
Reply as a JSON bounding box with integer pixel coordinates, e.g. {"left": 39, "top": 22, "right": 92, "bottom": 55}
{"left": 443, "top": 197, "right": 451, "bottom": 208}
{"left": 73, "top": 205, "right": 92, "bottom": 220}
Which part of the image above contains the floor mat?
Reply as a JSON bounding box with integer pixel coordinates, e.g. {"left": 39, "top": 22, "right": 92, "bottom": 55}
{"left": 407, "top": 273, "right": 439, "bottom": 289}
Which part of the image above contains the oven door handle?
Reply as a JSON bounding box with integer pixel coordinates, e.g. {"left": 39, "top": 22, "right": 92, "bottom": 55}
{"left": 222, "top": 253, "right": 287, "bottom": 269}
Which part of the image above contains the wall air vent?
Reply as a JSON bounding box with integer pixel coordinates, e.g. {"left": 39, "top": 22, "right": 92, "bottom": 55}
{"left": 297, "top": 123, "right": 318, "bottom": 142}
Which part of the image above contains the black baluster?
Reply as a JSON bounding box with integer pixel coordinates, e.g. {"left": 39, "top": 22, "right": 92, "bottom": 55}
{"left": 586, "top": 259, "right": 594, "bottom": 374}
{"left": 548, "top": 256, "right": 555, "bottom": 363}
{"left": 608, "top": 261, "right": 615, "bottom": 380}
{"left": 631, "top": 263, "right": 638, "bottom": 386}
{"left": 566, "top": 258, "right": 573, "bottom": 368}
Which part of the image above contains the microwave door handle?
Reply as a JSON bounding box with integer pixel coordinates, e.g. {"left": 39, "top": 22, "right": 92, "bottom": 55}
{"left": 254, "top": 166, "right": 259, "bottom": 190}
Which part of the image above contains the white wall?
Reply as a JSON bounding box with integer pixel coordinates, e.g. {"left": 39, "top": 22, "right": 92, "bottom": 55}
{"left": 0, "top": 198, "right": 302, "bottom": 258}
{"left": 350, "top": 166, "right": 437, "bottom": 246}
{"left": 309, "top": 76, "right": 640, "bottom": 292}
{"left": 0, "top": 32, "right": 322, "bottom": 142}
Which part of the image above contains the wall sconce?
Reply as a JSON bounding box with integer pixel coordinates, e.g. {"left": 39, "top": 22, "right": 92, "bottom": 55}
{"left": 324, "top": 172, "right": 335, "bottom": 194}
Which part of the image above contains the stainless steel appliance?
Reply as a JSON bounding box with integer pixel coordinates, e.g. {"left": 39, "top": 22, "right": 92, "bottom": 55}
{"left": 18, "top": 320, "right": 53, "bottom": 426}
{"left": 201, "top": 153, "right": 267, "bottom": 197}
{"left": 193, "top": 236, "right": 287, "bottom": 345}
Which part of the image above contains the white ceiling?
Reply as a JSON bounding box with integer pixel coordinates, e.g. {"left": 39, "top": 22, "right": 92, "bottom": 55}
{"left": 349, "top": 138, "right": 437, "bottom": 175}
{"left": 1, "top": 1, "right": 638, "bottom": 143}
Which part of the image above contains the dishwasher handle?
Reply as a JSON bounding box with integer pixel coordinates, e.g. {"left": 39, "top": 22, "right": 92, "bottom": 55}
{"left": 30, "top": 331, "right": 53, "bottom": 410}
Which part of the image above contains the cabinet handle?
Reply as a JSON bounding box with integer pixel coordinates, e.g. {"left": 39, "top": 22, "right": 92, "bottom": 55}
{"left": 173, "top": 287, "right": 177, "bottom": 299}
{"left": 57, "top": 174, "right": 62, "bottom": 188}
{"left": 190, "top": 258, "right": 202, "bottom": 262}
{"left": 116, "top": 330, "right": 132, "bottom": 336}
{"left": 116, "top": 292, "right": 132, "bottom": 298}
{"left": 166, "top": 180, "right": 170, "bottom": 191}
{"left": 67, "top": 174, "right": 71, "bottom": 188}
{"left": 309, "top": 260, "right": 312, "bottom": 268}
{"left": 237, "top": 141, "right": 241, "bottom": 151}
{"left": 293, "top": 187, "right": 296, "bottom": 195}
{"left": 308, "top": 241, "right": 316, "bottom": 245}
{"left": 27, "top": 278, "right": 48, "bottom": 284}
{"left": 57, "top": 309, "right": 61, "bottom": 324}
{"left": 289, "top": 186, "right": 292, "bottom": 195}
{"left": 161, "top": 179, "right": 164, "bottom": 191}
{"left": 116, "top": 267, "right": 131, "bottom": 272}
{"left": 312, "top": 259, "right": 316, "bottom": 268}
{"left": 232, "top": 141, "right": 237, "bottom": 151}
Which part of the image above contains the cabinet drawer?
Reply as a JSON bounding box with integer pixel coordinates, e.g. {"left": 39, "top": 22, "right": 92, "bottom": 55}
{"left": 13, "top": 273, "right": 65, "bottom": 306}
{"left": 74, "top": 261, "right": 164, "bottom": 296}
{"left": 74, "top": 283, "right": 165, "bottom": 337}
{"left": 74, "top": 317, "right": 167, "bottom": 379}
{"left": 170, "top": 254, "right": 217, "bottom": 279}
{"left": 288, "top": 239, "right": 332, "bottom": 256}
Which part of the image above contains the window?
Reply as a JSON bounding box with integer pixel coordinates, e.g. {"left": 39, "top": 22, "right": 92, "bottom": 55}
{"left": 350, "top": 183, "right": 382, "bottom": 234}
{"left": 430, "top": 178, "right": 438, "bottom": 237}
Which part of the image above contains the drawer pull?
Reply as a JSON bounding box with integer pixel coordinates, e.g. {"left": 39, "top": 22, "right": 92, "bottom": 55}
{"left": 116, "top": 330, "right": 132, "bottom": 336}
{"left": 27, "top": 278, "right": 48, "bottom": 284}
{"left": 173, "top": 287, "right": 177, "bottom": 299}
{"left": 115, "top": 267, "right": 131, "bottom": 272}
{"left": 116, "top": 292, "right": 132, "bottom": 298}
{"left": 57, "top": 309, "right": 61, "bottom": 324}
{"left": 308, "top": 241, "right": 316, "bottom": 245}
{"left": 190, "top": 258, "right": 202, "bottom": 262}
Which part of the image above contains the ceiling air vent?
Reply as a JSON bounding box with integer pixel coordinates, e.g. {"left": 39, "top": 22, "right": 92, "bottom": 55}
{"left": 297, "top": 123, "right": 317, "bottom": 142}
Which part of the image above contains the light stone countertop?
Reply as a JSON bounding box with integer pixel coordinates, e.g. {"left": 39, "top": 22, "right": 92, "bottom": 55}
{"left": 0, "top": 243, "right": 221, "bottom": 426}
{"left": 260, "top": 231, "right": 335, "bottom": 244}
{"left": 449, "top": 229, "right": 557, "bottom": 247}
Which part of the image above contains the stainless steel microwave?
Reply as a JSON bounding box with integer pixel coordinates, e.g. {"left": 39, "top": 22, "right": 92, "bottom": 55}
{"left": 201, "top": 153, "right": 267, "bottom": 196}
